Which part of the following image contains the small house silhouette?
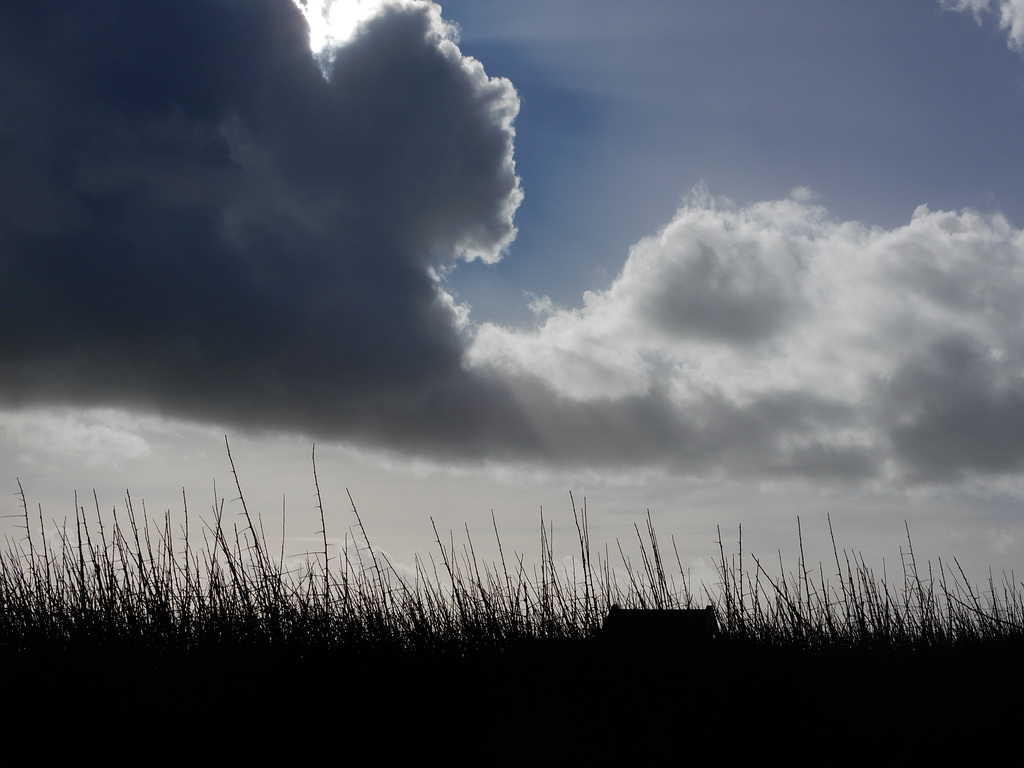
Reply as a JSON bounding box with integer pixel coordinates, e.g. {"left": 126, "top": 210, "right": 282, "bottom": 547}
{"left": 601, "top": 604, "right": 719, "bottom": 649}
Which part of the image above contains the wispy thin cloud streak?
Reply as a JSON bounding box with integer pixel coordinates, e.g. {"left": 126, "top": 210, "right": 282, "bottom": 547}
{"left": 942, "top": 0, "right": 1024, "bottom": 50}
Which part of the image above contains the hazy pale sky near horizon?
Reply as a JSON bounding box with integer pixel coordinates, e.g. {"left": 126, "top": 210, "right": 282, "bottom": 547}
{"left": 3, "top": 0, "right": 1024, "bottom": 581}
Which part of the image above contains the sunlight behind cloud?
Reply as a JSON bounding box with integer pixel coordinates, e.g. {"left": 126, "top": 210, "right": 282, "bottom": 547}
{"left": 296, "top": 0, "right": 396, "bottom": 50}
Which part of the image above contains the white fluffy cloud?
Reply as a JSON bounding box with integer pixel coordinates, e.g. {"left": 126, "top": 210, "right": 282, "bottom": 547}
{"left": 469, "top": 189, "right": 1024, "bottom": 482}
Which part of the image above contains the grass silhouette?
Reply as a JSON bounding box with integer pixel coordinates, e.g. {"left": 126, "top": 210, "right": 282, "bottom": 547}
{"left": 2, "top": 443, "right": 1021, "bottom": 760}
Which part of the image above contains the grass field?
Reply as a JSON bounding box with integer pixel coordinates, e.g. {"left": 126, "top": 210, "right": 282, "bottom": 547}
{"left": 3, "top": 457, "right": 1021, "bottom": 760}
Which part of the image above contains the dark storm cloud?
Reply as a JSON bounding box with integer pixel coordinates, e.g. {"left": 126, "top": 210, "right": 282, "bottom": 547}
{"left": 0, "top": 0, "right": 523, "bottom": 446}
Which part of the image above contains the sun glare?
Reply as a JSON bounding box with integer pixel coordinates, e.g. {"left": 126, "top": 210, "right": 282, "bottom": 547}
{"left": 295, "top": 0, "right": 390, "bottom": 52}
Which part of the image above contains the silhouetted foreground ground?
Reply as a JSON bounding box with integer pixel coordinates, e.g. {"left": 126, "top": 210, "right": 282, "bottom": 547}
{"left": 3, "top": 491, "right": 1020, "bottom": 762}
{"left": 5, "top": 636, "right": 1019, "bottom": 762}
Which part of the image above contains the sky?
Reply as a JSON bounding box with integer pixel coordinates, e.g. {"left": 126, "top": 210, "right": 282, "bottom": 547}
{"left": 3, "top": 0, "right": 1024, "bottom": 590}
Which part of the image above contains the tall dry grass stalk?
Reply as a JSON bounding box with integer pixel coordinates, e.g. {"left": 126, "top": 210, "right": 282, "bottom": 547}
{"left": 2, "top": 447, "right": 1022, "bottom": 659}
